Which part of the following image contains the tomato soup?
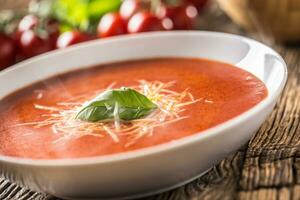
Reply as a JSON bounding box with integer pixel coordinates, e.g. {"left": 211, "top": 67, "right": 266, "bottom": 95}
{"left": 0, "top": 58, "right": 267, "bottom": 159}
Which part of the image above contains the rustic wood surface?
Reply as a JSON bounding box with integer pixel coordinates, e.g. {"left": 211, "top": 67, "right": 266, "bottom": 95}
{"left": 1, "top": 5, "right": 300, "bottom": 200}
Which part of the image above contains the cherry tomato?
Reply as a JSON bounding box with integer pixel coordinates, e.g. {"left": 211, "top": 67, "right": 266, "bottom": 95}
{"left": 127, "top": 11, "right": 164, "bottom": 33}
{"left": 185, "top": 0, "right": 209, "bottom": 12}
{"left": 98, "top": 13, "right": 127, "bottom": 38}
{"left": 0, "top": 33, "right": 16, "bottom": 69}
{"left": 14, "top": 15, "right": 39, "bottom": 43}
{"left": 120, "top": 0, "right": 143, "bottom": 21}
{"left": 16, "top": 16, "right": 59, "bottom": 54}
{"left": 19, "top": 30, "right": 53, "bottom": 58}
{"left": 56, "top": 31, "right": 93, "bottom": 49}
{"left": 157, "top": 4, "right": 198, "bottom": 30}
{"left": 18, "top": 15, "right": 39, "bottom": 33}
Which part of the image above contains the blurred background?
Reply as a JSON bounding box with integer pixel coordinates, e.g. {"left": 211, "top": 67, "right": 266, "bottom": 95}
{"left": 0, "top": 0, "right": 300, "bottom": 71}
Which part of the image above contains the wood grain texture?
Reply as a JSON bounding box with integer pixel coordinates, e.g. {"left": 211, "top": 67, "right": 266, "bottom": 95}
{"left": 1, "top": 8, "right": 300, "bottom": 200}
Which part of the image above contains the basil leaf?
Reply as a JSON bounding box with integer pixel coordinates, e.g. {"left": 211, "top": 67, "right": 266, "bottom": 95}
{"left": 76, "top": 88, "right": 158, "bottom": 122}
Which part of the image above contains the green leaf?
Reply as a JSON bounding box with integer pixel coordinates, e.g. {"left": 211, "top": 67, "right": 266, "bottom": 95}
{"left": 59, "top": 23, "right": 73, "bottom": 33}
{"left": 88, "top": 0, "right": 121, "bottom": 20}
{"left": 76, "top": 88, "right": 158, "bottom": 122}
{"left": 52, "top": 0, "right": 121, "bottom": 32}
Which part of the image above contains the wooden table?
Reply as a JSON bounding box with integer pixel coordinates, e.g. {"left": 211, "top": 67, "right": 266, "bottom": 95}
{"left": 1, "top": 7, "right": 300, "bottom": 200}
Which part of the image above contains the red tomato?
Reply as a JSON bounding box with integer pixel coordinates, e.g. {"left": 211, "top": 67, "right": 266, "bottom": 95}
{"left": 120, "top": 0, "right": 143, "bottom": 21}
{"left": 19, "top": 30, "right": 53, "bottom": 58}
{"left": 18, "top": 15, "right": 39, "bottom": 33}
{"left": 97, "top": 13, "right": 127, "bottom": 38}
{"left": 15, "top": 15, "right": 39, "bottom": 43}
{"left": 0, "top": 33, "right": 16, "bottom": 69}
{"left": 127, "top": 12, "right": 164, "bottom": 33}
{"left": 185, "top": 0, "right": 209, "bottom": 12}
{"left": 56, "top": 31, "right": 93, "bottom": 49}
{"left": 157, "top": 4, "right": 198, "bottom": 30}
{"left": 17, "top": 15, "right": 59, "bottom": 47}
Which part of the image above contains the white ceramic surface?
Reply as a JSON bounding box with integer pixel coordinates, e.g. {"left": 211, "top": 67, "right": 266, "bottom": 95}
{"left": 0, "top": 31, "right": 287, "bottom": 199}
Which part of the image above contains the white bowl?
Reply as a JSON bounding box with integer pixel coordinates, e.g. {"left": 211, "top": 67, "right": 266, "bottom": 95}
{"left": 0, "top": 31, "right": 287, "bottom": 199}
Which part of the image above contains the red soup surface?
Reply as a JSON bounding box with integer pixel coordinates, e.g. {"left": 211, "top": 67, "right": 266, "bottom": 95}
{"left": 0, "top": 58, "right": 267, "bottom": 159}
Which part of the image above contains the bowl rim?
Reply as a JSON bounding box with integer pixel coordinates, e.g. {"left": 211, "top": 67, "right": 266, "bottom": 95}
{"left": 0, "top": 31, "right": 288, "bottom": 166}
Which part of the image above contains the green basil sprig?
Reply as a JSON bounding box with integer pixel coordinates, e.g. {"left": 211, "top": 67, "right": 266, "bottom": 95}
{"left": 76, "top": 87, "right": 158, "bottom": 122}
